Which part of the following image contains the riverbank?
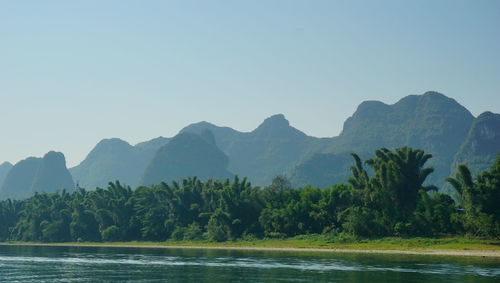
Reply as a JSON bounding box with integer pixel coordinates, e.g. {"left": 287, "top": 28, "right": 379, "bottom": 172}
{"left": 2, "top": 236, "right": 499, "bottom": 258}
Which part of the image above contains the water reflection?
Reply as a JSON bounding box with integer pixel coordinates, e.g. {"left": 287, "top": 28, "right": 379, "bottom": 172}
{"left": 0, "top": 245, "right": 498, "bottom": 282}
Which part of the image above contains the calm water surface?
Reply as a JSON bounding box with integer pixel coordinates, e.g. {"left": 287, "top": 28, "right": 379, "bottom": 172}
{"left": 0, "top": 245, "right": 499, "bottom": 282}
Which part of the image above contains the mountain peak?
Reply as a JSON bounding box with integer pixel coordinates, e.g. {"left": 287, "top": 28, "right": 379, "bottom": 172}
{"left": 180, "top": 121, "right": 219, "bottom": 134}
{"left": 422, "top": 91, "right": 446, "bottom": 98}
{"left": 477, "top": 111, "right": 496, "bottom": 119}
{"left": 0, "top": 162, "right": 12, "bottom": 168}
{"left": 96, "top": 138, "right": 131, "bottom": 147}
{"left": 252, "top": 114, "right": 309, "bottom": 142}
{"left": 355, "top": 100, "right": 390, "bottom": 114}
{"left": 89, "top": 138, "right": 133, "bottom": 156}
{"left": 42, "top": 151, "right": 66, "bottom": 163}
{"left": 264, "top": 113, "right": 289, "bottom": 125}
{"left": 0, "top": 151, "right": 74, "bottom": 199}
{"left": 141, "top": 131, "right": 231, "bottom": 185}
{"left": 31, "top": 151, "right": 74, "bottom": 194}
{"left": 397, "top": 91, "right": 466, "bottom": 111}
{"left": 255, "top": 114, "right": 290, "bottom": 131}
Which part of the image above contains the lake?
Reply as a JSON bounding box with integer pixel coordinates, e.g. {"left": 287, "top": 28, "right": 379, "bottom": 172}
{"left": 0, "top": 245, "right": 498, "bottom": 282}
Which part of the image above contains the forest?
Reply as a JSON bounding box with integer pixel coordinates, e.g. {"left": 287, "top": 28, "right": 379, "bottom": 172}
{"left": 0, "top": 147, "right": 498, "bottom": 243}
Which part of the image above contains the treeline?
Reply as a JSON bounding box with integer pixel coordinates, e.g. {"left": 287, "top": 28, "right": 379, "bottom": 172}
{"left": 0, "top": 147, "right": 498, "bottom": 243}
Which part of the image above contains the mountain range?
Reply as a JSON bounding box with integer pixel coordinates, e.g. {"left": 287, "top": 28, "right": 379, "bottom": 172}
{"left": 0, "top": 91, "right": 498, "bottom": 199}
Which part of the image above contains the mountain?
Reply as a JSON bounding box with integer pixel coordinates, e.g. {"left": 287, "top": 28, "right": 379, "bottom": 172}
{"left": 179, "top": 121, "right": 243, "bottom": 150}
{"left": 59, "top": 91, "right": 498, "bottom": 191}
{"left": 70, "top": 137, "right": 169, "bottom": 189}
{"left": 452, "top": 111, "right": 500, "bottom": 175}
{"left": 292, "top": 91, "right": 475, "bottom": 187}
{"left": 141, "top": 131, "right": 232, "bottom": 185}
{"left": 0, "top": 162, "right": 13, "bottom": 189}
{"left": 181, "top": 114, "right": 327, "bottom": 186}
{"left": 0, "top": 158, "right": 41, "bottom": 199}
{"left": 291, "top": 152, "right": 353, "bottom": 188}
{"left": 31, "top": 152, "right": 75, "bottom": 194}
{"left": 0, "top": 152, "right": 74, "bottom": 200}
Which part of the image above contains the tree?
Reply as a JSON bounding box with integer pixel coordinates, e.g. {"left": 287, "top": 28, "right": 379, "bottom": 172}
{"left": 367, "top": 147, "right": 436, "bottom": 217}
{"left": 344, "top": 147, "right": 436, "bottom": 236}
{"left": 447, "top": 155, "right": 500, "bottom": 237}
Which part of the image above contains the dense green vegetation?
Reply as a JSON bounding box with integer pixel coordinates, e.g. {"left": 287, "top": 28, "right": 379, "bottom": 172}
{"left": 0, "top": 147, "right": 498, "bottom": 243}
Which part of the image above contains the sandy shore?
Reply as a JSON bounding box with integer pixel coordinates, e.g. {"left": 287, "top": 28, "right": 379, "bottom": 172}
{"left": 1, "top": 242, "right": 499, "bottom": 258}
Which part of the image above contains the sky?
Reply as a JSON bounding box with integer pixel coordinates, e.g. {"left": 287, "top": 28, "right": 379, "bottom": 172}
{"left": 0, "top": 0, "right": 499, "bottom": 167}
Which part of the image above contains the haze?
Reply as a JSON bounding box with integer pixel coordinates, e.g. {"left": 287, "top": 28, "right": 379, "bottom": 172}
{"left": 1, "top": 0, "right": 499, "bottom": 167}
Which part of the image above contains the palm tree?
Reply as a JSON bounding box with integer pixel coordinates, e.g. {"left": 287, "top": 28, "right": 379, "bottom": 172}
{"left": 367, "top": 147, "right": 436, "bottom": 218}
{"left": 446, "top": 164, "right": 474, "bottom": 207}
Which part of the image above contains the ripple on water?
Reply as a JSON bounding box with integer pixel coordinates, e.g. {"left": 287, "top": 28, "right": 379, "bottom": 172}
{"left": 0, "top": 254, "right": 498, "bottom": 278}
{"left": 1, "top": 249, "right": 499, "bottom": 283}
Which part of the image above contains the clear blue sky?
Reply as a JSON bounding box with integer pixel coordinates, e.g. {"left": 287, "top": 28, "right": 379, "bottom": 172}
{"left": 1, "top": 0, "right": 499, "bottom": 167}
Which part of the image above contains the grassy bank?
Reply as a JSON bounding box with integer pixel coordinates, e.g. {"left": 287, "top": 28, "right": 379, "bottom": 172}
{"left": 117, "top": 236, "right": 500, "bottom": 251}
{"left": 5, "top": 235, "right": 499, "bottom": 251}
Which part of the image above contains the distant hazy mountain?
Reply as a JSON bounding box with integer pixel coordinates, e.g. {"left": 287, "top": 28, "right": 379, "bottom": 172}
{"left": 0, "top": 162, "right": 13, "bottom": 189}
{"left": 141, "top": 131, "right": 232, "bottom": 185}
{"left": 31, "top": 151, "right": 75, "bottom": 194}
{"left": 0, "top": 158, "right": 41, "bottom": 199}
{"left": 292, "top": 91, "right": 475, "bottom": 187}
{"left": 452, "top": 111, "right": 500, "bottom": 175}
{"left": 70, "top": 137, "right": 169, "bottom": 189}
{"left": 54, "top": 91, "right": 499, "bottom": 191}
{"left": 181, "top": 114, "right": 327, "bottom": 186}
{"left": 291, "top": 152, "right": 353, "bottom": 188}
{"left": 0, "top": 152, "right": 74, "bottom": 200}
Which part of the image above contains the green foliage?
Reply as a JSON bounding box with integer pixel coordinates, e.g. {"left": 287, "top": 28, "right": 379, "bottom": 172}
{"left": 0, "top": 148, "right": 498, "bottom": 243}
{"left": 207, "top": 209, "right": 231, "bottom": 242}
{"left": 101, "top": 226, "right": 120, "bottom": 241}
{"left": 344, "top": 147, "right": 439, "bottom": 236}
{"left": 414, "top": 192, "right": 458, "bottom": 236}
{"left": 447, "top": 154, "right": 500, "bottom": 237}
{"left": 184, "top": 222, "right": 204, "bottom": 241}
{"left": 0, "top": 199, "right": 19, "bottom": 241}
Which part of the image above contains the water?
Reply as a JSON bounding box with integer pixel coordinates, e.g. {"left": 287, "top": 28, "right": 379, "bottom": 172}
{"left": 0, "top": 245, "right": 499, "bottom": 282}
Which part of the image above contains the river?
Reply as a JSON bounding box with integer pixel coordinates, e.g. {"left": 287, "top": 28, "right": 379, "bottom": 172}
{"left": 0, "top": 245, "right": 498, "bottom": 282}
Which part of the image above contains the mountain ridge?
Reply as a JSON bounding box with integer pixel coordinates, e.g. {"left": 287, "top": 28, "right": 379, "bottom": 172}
{"left": 2, "top": 91, "right": 497, "bottom": 198}
{"left": 63, "top": 91, "right": 500, "bottom": 189}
